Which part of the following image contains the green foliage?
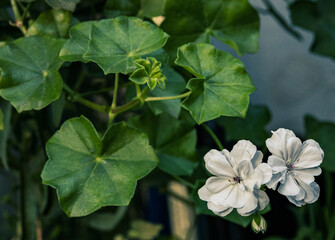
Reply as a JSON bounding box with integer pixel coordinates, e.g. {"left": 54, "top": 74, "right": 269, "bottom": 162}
{"left": 0, "top": 101, "right": 11, "bottom": 169}
{"left": 45, "top": 0, "right": 81, "bottom": 12}
{"left": 0, "top": 36, "right": 65, "bottom": 112}
{"left": 0, "top": 107, "right": 3, "bottom": 130}
{"left": 175, "top": 43, "right": 255, "bottom": 124}
{"left": 60, "top": 16, "right": 169, "bottom": 74}
{"left": 128, "top": 112, "right": 198, "bottom": 176}
{"left": 147, "top": 66, "right": 186, "bottom": 118}
{"left": 161, "top": 0, "right": 260, "bottom": 57}
{"left": 41, "top": 116, "right": 158, "bottom": 217}
{"left": 305, "top": 115, "right": 335, "bottom": 172}
{"left": 129, "top": 57, "right": 166, "bottom": 90}
{"left": 127, "top": 220, "right": 162, "bottom": 240}
{"left": 290, "top": 0, "right": 335, "bottom": 59}
{"left": 217, "top": 105, "right": 271, "bottom": 147}
{"left": 27, "top": 9, "right": 72, "bottom": 38}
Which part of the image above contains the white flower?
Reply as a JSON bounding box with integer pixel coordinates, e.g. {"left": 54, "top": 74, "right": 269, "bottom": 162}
{"left": 266, "top": 128, "right": 324, "bottom": 206}
{"left": 198, "top": 140, "right": 272, "bottom": 217}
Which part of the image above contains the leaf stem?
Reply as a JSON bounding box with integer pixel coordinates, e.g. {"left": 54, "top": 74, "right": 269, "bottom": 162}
{"left": 63, "top": 83, "right": 109, "bottom": 114}
{"left": 135, "top": 84, "right": 142, "bottom": 98}
{"left": 172, "top": 175, "right": 195, "bottom": 189}
{"left": 10, "top": 0, "right": 27, "bottom": 35}
{"left": 202, "top": 124, "right": 223, "bottom": 150}
{"left": 111, "top": 73, "right": 119, "bottom": 109}
{"left": 145, "top": 91, "right": 191, "bottom": 102}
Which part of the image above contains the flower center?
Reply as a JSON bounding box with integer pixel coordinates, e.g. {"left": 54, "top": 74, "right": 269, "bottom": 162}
{"left": 287, "top": 164, "right": 294, "bottom": 172}
{"left": 233, "top": 176, "right": 241, "bottom": 183}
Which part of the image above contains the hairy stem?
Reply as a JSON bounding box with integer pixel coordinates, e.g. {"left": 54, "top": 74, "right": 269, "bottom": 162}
{"left": 145, "top": 91, "right": 191, "bottom": 102}
{"left": 10, "top": 0, "right": 27, "bottom": 35}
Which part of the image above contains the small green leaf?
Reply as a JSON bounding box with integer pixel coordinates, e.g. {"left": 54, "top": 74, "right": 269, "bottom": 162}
{"left": 41, "top": 116, "right": 158, "bottom": 217}
{"left": 127, "top": 220, "right": 162, "bottom": 240}
{"left": 104, "top": 0, "right": 140, "bottom": 18}
{"left": 60, "top": 16, "right": 169, "bottom": 74}
{"left": 175, "top": 43, "right": 255, "bottom": 124}
{"left": 0, "top": 36, "right": 65, "bottom": 112}
{"left": 0, "top": 107, "right": 3, "bottom": 130}
{"left": 129, "top": 57, "right": 166, "bottom": 90}
{"left": 45, "top": 0, "right": 80, "bottom": 12}
{"left": 161, "top": 0, "right": 260, "bottom": 57}
{"left": 147, "top": 66, "right": 186, "bottom": 118}
{"left": 305, "top": 115, "right": 335, "bottom": 172}
{"left": 191, "top": 180, "right": 252, "bottom": 227}
{"left": 128, "top": 112, "right": 198, "bottom": 176}
{"left": 27, "top": 9, "right": 72, "bottom": 38}
{"left": 217, "top": 105, "right": 271, "bottom": 147}
{"left": 290, "top": 0, "right": 335, "bottom": 59}
{"left": 139, "top": 0, "right": 165, "bottom": 17}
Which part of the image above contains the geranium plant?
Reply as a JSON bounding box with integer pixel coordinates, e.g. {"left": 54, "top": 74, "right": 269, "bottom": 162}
{"left": 0, "top": 0, "right": 334, "bottom": 239}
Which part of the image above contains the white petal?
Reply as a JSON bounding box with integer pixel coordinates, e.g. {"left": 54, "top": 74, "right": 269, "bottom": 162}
{"left": 208, "top": 202, "right": 233, "bottom": 217}
{"left": 251, "top": 150, "right": 263, "bottom": 168}
{"left": 294, "top": 140, "right": 324, "bottom": 169}
{"left": 268, "top": 155, "right": 287, "bottom": 173}
{"left": 294, "top": 167, "right": 322, "bottom": 176}
{"left": 205, "top": 177, "right": 232, "bottom": 193}
{"left": 209, "top": 184, "right": 234, "bottom": 205}
{"left": 204, "top": 149, "right": 235, "bottom": 177}
{"left": 237, "top": 191, "right": 258, "bottom": 216}
{"left": 226, "top": 185, "right": 246, "bottom": 208}
{"left": 294, "top": 171, "right": 315, "bottom": 185}
{"left": 278, "top": 173, "right": 301, "bottom": 196}
{"left": 256, "top": 190, "right": 270, "bottom": 211}
{"left": 198, "top": 185, "right": 211, "bottom": 201}
{"left": 286, "top": 136, "right": 302, "bottom": 163}
{"left": 266, "top": 128, "right": 296, "bottom": 159}
{"left": 230, "top": 140, "right": 257, "bottom": 166}
{"left": 235, "top": 160, "right": 254, "bottom": 180}
{"left": 266, "top": 172, "right": 284, "bottom": 190}
{"left": 255, "top": 163, "right": 273, "bottom": 186}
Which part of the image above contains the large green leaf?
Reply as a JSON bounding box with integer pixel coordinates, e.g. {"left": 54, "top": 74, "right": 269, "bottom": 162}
{"left": 290, "top": 0, "right": 335, "bottom": 59}
{"left": 147, "top": 66, "right": 186, "bottom": 118}
{"left": 128, "top": 112, "right": 198, "bottom": 176}
{"left": 217, "top": 105, "right": 271, "bottom": 147}
{"left": 305, "top": 115, "right": 335, "bottom": 172}
{"left": 60, "top": 16, "right": 169, "bottom": 74}
{"left": 27, "top": 9, "right": 72, "bottom": 38}
{"left": 41, "top": 116, "right": 158, "bottom": 217}
{"left": 45, "top": 0, "right": 80, "bottom": 12}
{"left": 161, "top": 0, "right": 260, "bottom": 57}
{"left": 175, "top": 43, "right": 255, "bottom": 124}
{"left": 0, "top": 36, "right": 65, "bottom": 112}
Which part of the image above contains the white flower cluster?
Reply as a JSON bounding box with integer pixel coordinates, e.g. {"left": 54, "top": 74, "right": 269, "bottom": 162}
{"left": 198, "top": 128, "right": 324, "bottom": 217}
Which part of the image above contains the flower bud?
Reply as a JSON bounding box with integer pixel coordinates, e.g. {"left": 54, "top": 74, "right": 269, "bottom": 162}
{"left": 251, "top": 214, "right": 267, "bottom": 234}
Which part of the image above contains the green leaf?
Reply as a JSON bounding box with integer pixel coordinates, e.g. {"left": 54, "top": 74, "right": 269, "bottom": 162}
{"left": 27, "top": 9, "right": 72, "bottom": 38}
{"left": 0, "top": 36, "right": 65, "bottom": 112}
{"left": 191, "top": 180, "right": 252, "bottom": 227}
{"left": 128, "top": 112, "right": 198, "bottom": 176}
{"left": 175, "top": 43, "right": 255, "bottom": 124}
{"left": 139, "top": 0, "right": 164, "bottom": 18}
{"left": 127, "top": 220, "right": 162, "bottom": 240}
{"left": 147, "top": 66, "right": 186, "bottom": 118}
{"left": 305, "top": 115, "right": 335, "bottom": 172}
{"left": 104, "top": 0, "right": 140, "bottom": 18}
{"left": 60, "top": 16, "right": 169, "bottom": 74}
{"left": 290, "top": 0, "right": 335, "bottom": 59}
{"left": 41, "top": 116, "right": 158, "bottom": 217}
{"left": 59, "top": 21, "right": 93, "bottom": 62}
{"left": 45, "top": 0, "right": 80, "bottom": 12}
{"left": 161, "top": 0, "right": 260, "bottom": 57}
{"left": 0, "top": 100, "right": 11, "bottom": 169}
{"left": 217, "top": 105, "right": 271, "bottom": 147}
{"left": 0, "top": 107, "right": 3, "bottom": 130}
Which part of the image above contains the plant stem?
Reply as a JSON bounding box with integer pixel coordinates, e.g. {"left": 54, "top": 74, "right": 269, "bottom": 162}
{"left": 10, "top": 0, "right": 27, "bottom": 35}
{"left": 145, "top": 91, "right": 191, "bottom": 102}
{"left": 79, "top": 82, "right": 133, "bottom": 97}
{"left": 202, "top": 124, "right": 223, "bottom": 150}
{"left": 73, "top": 71, "right": 86, "bottom": 91}
{"left": 135, "top": 84, "right": 142, "bottom": 98}
{"left": 63, "top": 83, "right": 109, "bottom": 114}
{"left": 111, "top": 73, "right": 119, "bottom": 109}
{"left": 172, "top": 175, "right": 195, "bottom": 189}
